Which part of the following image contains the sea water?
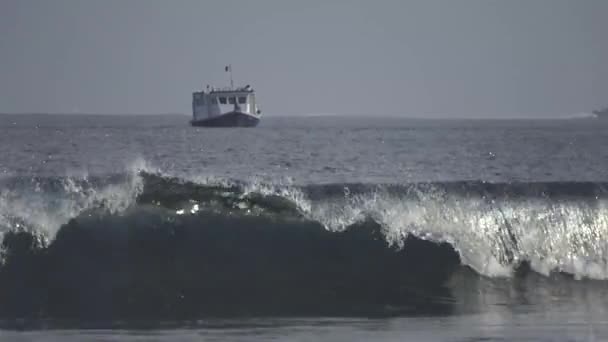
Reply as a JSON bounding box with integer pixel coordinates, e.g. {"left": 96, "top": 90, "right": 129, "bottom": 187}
{"left": 1, "top": 114, "right": 608, "bottom": 341}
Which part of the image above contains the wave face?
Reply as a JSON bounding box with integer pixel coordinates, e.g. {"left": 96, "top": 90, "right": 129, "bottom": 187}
{"left": 1, "top": 168, "right": 608, "bottom": 319}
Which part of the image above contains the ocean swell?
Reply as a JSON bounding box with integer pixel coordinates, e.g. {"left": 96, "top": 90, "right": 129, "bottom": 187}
{"left": 1, "top": 168, "right": 608, "bottom": 318}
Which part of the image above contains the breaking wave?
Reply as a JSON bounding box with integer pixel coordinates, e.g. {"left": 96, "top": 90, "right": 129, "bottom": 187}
{"left": 2, "top": 162, "right": 608, "bottom": 319}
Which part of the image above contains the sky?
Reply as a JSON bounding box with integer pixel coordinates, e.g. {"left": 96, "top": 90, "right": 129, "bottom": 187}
{"left": 0, "top": 0, "right": 607, "bottom": 117}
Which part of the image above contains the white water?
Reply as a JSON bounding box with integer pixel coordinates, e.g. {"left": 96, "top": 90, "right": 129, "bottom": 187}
{"left": 0, "top": 159, "right": 148, "bottom": 241}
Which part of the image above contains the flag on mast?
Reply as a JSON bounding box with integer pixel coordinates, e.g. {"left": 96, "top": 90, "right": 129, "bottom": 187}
{"left": 225, "top": 65, "right": 231, "bottom": 72}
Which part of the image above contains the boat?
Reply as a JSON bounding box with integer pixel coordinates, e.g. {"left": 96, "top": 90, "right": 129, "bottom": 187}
{"left": 191, "top": 65, "right": 262, "bottom": 127}
{"left": 592, "top": 107, "right": 608, "bottom": 119}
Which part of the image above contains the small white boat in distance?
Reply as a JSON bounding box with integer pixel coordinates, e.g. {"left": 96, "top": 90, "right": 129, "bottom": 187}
{"left": 191, "top": 65, "right": 262, "bottom": 127}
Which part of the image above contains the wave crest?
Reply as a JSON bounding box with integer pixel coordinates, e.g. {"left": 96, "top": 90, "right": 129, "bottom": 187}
{"left": 2, "top": 166, "right": 608, "bottom": 281}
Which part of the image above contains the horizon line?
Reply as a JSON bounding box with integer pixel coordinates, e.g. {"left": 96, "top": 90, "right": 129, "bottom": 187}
{"left": 0, "top": 112, "right": 597, "bottom": 120}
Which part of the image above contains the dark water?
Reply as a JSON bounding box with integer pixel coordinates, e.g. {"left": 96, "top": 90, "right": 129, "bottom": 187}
{"left": 1, "top": 114, "right": 608, "bottom": 340}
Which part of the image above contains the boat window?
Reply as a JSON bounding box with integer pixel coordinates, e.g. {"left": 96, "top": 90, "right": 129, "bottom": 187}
{"left": 238, "top": 96, "right": 247, "bottom": 104}
{"left": 219, "top": 97, "right": 227, "bottom": 104}
{"left": 228, "top": 97, "right": 236, "bottom": 104}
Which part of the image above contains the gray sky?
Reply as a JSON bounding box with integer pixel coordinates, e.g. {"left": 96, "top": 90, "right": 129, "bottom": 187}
{"left": 1, "top": 0, "right": 607, "bottom": 117}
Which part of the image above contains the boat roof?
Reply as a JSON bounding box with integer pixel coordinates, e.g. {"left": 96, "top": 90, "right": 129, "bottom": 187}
{"left": 194, "top": 86, "right": 254, "bottom": 95}
{"left": 211, "top": 89, "right": 254, "bottom": 94}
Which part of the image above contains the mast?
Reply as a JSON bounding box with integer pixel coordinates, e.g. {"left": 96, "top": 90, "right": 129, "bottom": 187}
{"left": 225, "top": 64, "right": 234, "bottom": 90}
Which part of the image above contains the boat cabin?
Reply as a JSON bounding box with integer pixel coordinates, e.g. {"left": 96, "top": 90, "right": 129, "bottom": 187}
{"left": 192, "top": 86, "right": 260, "bottom": 121}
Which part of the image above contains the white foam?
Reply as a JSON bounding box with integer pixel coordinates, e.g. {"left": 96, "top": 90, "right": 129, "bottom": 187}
{"left": 0, "top": 159, "right": 147, "bottom": 241}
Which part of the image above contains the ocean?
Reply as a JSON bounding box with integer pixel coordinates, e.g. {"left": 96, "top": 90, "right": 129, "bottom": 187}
{"left": 1, "top": 114, "right": 608, "bottom": 341}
